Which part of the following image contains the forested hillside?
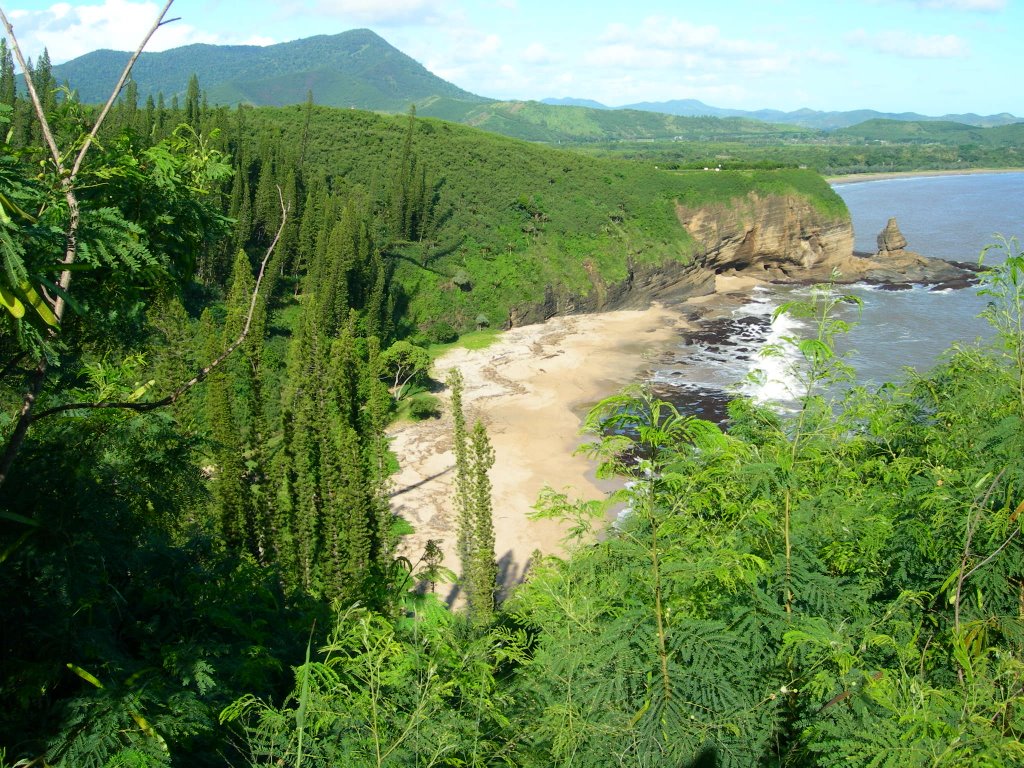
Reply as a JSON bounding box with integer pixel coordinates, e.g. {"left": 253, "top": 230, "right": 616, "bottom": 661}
{"left": 1, "top": 25, "right": 1023, "bottom": 768}
{"left": 51, "top": 28, "right": 488, "bottom": 112}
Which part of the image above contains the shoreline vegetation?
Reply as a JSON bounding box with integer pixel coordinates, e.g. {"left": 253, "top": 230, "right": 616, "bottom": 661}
{"left": 390, "top": 274, "right": 765, "bottom": 591}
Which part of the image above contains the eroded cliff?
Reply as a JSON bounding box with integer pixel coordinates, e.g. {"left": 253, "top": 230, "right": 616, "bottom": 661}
{"left": 506, "top": 190, "right": 975, "bottom": 328}
{"left": 674, "top": 193, "right": 855, "bottom": 282}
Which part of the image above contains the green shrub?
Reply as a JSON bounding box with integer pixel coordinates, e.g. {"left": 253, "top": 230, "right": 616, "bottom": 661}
{"left": 426, "top": 321, "right": 458, "bottom": 344}
{"left": 408, "top": 394, "right": 441, "bottom": 420}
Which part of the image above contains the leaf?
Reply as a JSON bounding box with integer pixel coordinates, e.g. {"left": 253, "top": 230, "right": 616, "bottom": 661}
{"left": 127, "top": 379, "right": 155, "bottom": 402}
{"left": 798, "top": 338, "right": 833, "bottom": 362}
{"left": 391, "top": 516, "right": 415, "bottom": 537}
{"left": 0, "top": 510, "right": 41, "bottom": 527}
{"left": 16, "top": 281, "right": 57, "bottom": 326}
{"left": 129, "top": 710, "right": 169, "bottom": 752}
{"left": 0, "top": 284, "right": 24, "bottom": 318}
{"left": 0, "top": 190, "right": 37, "bottom": 223}
{"left": 67, "top": 663, "right": 104, "bottom": 689}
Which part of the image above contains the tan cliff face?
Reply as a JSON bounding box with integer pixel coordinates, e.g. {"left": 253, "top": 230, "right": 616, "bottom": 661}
{"left": 673, "top": 195, "right": 976, "bottom": 288}
{"left": 506, "top": 192, "right": 973, "bottom": 328}
{"left": 507, "top": 193, "right": 855, "bottom": 327}
{"left": 675, "top": 192, "right": 855, "bottom": 282}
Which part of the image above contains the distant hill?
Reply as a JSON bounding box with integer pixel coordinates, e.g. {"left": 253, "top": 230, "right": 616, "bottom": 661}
{"left": 418, "top": 100, "right": 807, "bottom": 143}
{"left": 540, "top": 97, "right": 612, "bottom": 110}
{"left": 52, "top": 28, "right": 489, "bottom": 112}
{"left": 546, "top": 97, "right": 1020, "bottom": 130}
{"left": 832, "top": 118, "right": 1024, "bottom": 145}
{"left": 50, "top": 29, "right": 1020, "bottom": 144}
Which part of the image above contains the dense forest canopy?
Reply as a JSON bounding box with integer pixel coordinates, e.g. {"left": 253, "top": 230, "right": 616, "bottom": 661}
{"left": 0, "top": 14, "right": 1022, "bottom": 768}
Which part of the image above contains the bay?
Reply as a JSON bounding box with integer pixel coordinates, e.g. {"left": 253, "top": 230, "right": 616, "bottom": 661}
{"left": 647, "top": 171, "right": 1024, "bottom": 420}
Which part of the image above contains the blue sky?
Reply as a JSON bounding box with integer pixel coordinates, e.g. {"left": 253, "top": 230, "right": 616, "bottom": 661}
{"left": 1, "top": 0, "right": 1020, "bottom": 115}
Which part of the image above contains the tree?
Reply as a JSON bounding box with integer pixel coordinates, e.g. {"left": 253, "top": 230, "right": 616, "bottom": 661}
{"left": 448, "top": 368, "right": 473, "bottom": 568}
{"left": 0, "top": 38, "right": 14, "bottom": 108}
{"left": 465, "top": 419, "right": 497, "bottom": 628}
{"left": 0, "top": 2, "right": 182, "bottom": 487}
{"left": 379, "top": 340, "right": 430, "bottom": 401}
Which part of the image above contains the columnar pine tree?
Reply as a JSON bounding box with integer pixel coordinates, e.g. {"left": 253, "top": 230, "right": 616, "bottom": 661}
{"left": 447, "top": 368, "right": 473, "bottom": 568}
{"left": 466, "top": 420, "right": 498, "bottom": 628}
{"left": 0, "top": 39, "right": 16, "bottom": 109}
{"left": 184, "top": 73, "right": 201, "bottom": 130}
{"left": 201, "top": 306, "right": 251, "bottom": 551}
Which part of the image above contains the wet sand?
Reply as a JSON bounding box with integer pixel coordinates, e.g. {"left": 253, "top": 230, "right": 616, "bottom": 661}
{"left": 827, "top": 167, "right": 1024, "bottom": 185}
{"left": 388, "top": 304, "right": 689, "bottom": 597}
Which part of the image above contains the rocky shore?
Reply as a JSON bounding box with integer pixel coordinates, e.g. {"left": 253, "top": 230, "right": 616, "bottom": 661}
{"left": 505, "top": 191, "right": 976, "bottom": 328}
{"left": 390, "top": 191, "right": 977, "bottom": 596}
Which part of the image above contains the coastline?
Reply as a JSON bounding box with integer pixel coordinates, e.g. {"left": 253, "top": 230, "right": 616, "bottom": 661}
{"left": 389, "top": 273, "right": 767, "bottom": 598}
{"left": 388, "top": 302, "right": 690, "bottom": 597}
{"left": 827, "top": 167, "right": 1024, "bottom": 185}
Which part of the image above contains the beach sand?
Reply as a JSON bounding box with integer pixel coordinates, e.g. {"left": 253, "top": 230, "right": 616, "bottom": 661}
{"left": 388, "top": 303, "right": 688, "bottom": 597}
{"left": 827, "top": 167, "right": 1024, "bottom": 185}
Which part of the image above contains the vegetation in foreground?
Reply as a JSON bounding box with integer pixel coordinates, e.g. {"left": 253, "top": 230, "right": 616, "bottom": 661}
{"left": 1, "top": 19, "right": 1022, "bottom": 767}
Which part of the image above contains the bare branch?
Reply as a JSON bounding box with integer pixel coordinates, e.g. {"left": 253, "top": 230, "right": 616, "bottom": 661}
{"left": 962, "top": 528, "right": 1020, "bottom": 585}
{"left": 0, "top": 8, "right": 63, "bottom": 172}
{"left": 0, "top": 0, "right": 177, "bottom": 490}
{"left": 954, "top": 469, "right": 1006, "bottom": 634}
{"left": 33, "top": 189, "right": 289, "bottom": 420}
{"left": 70, "top": 0, "right": 176, "bottom": 179}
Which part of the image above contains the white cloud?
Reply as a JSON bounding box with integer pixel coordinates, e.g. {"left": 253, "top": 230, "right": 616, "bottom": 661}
{"left": 308, "top": 0, "right": 445, "bottom": 25}
{"left": 874, "top": 0, "right": 1006, "bottom": 10}
{"left": 5, "top": 0, "right": 265, "bottom": 64}
{"left": 521, "top": 42, "right": 557, "bottom": 65}
{"left": 587, "top": 15, "right": 781, "bottom": 73}
{"left": 846, "top": 28, "right": 970, "bottom": 58}
{"left": 916, "top": 0, "right": 1006, "bottom": 9}
{"left": 805, "top": 49, "right": 847, "bottom": 66}
{"left": 576, "top": 13, "right": 795, "bottom": 99}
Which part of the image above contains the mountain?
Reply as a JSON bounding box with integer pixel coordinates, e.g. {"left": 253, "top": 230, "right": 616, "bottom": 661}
{"left": 418, "top": 100, "right": 807, "bottom": 143}
{"left": 609, "top": 99, "right": 1020, "bottom": 129}
{"left": 543, "top": 97, "right": 1020, "bottom": 129}
{"left": 832, "top": 118, "right": 1024, "bottom": 145}
{"left": 52, "top": 28, "right": 489, "bottom": 112}
{"left": 540, "top": 97, "right": 611, "bottom": 110}
{"left": 51, "top": 28, "right": 1019, "bottom": 140}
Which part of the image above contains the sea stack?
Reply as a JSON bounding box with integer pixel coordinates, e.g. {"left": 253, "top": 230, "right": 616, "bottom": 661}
{"left": 876, "top": 216, "right": 908, "bottom": 255}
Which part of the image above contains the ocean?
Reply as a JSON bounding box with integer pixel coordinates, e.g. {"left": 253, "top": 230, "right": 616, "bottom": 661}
{"left": 647, "top": 171, "right": 1024, "bottom": 421}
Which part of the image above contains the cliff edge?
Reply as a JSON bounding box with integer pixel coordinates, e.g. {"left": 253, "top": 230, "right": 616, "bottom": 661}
{"left": 676, "top": 196, "right": 977, "bottom": 292}
{"left": 506, "top": 191, "right": 976, "bottom": 327}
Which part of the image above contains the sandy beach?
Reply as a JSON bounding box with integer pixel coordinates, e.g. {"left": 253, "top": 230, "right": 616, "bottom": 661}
{"left": 388, "top": 273, "right": 767, "bottom": 599}
{"left": 827, "top": 167, "right": 1024, "bottom": 185}
{"left": 388, "top": 302, "right": 690, "bottom": 596}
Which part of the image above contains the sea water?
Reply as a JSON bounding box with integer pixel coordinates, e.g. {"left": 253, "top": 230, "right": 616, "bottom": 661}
{"left": 648, "top": 172, "right": 1024, "bottom": 420}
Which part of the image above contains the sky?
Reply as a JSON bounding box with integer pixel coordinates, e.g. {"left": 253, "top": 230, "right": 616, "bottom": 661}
{"left": 0, "top": 0, "right": 1021, "bottom": 116}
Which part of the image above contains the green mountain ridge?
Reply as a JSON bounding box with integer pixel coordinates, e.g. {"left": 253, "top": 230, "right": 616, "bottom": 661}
{"left": 547, "top": 97, "right": 1021, "bottom": 129}
{"left": 832, "top": 118, "right": 1024, "bottom": 145}
{"left": 49, "top": 28, "right": 1022, "bottom": 148}
{"left": 52, "top": 28, "right": 488, "bottom": 111}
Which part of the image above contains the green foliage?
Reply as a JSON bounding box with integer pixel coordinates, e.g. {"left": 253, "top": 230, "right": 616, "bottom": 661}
{"left": 52, "top": 29, "right": 487, "bottom": 111}
{"left": 979, "top": 235, "right": 1024, "bottom": 408}
{"left": 223, "top": 603, "right": 521, "bottom": 767}
{"left": 500, "top": 257, "right": 1024, "bottom": 765}
{"left": 224, "top": 105, "right": 845, "bottom": 333}
{"left": 464, "top": 420, "right": 498, "bottom": 629}
{"left": 6, "top": 28, "right": 1024, "bottom": 768}
{"left": 406, "top": 392, "right": 440, "bottom": 420}
{"left": 379, "top": 340, "right": 431, "bottom": 401}
{"left": 424, "top": 321, "right": 458, "bottom": 344}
